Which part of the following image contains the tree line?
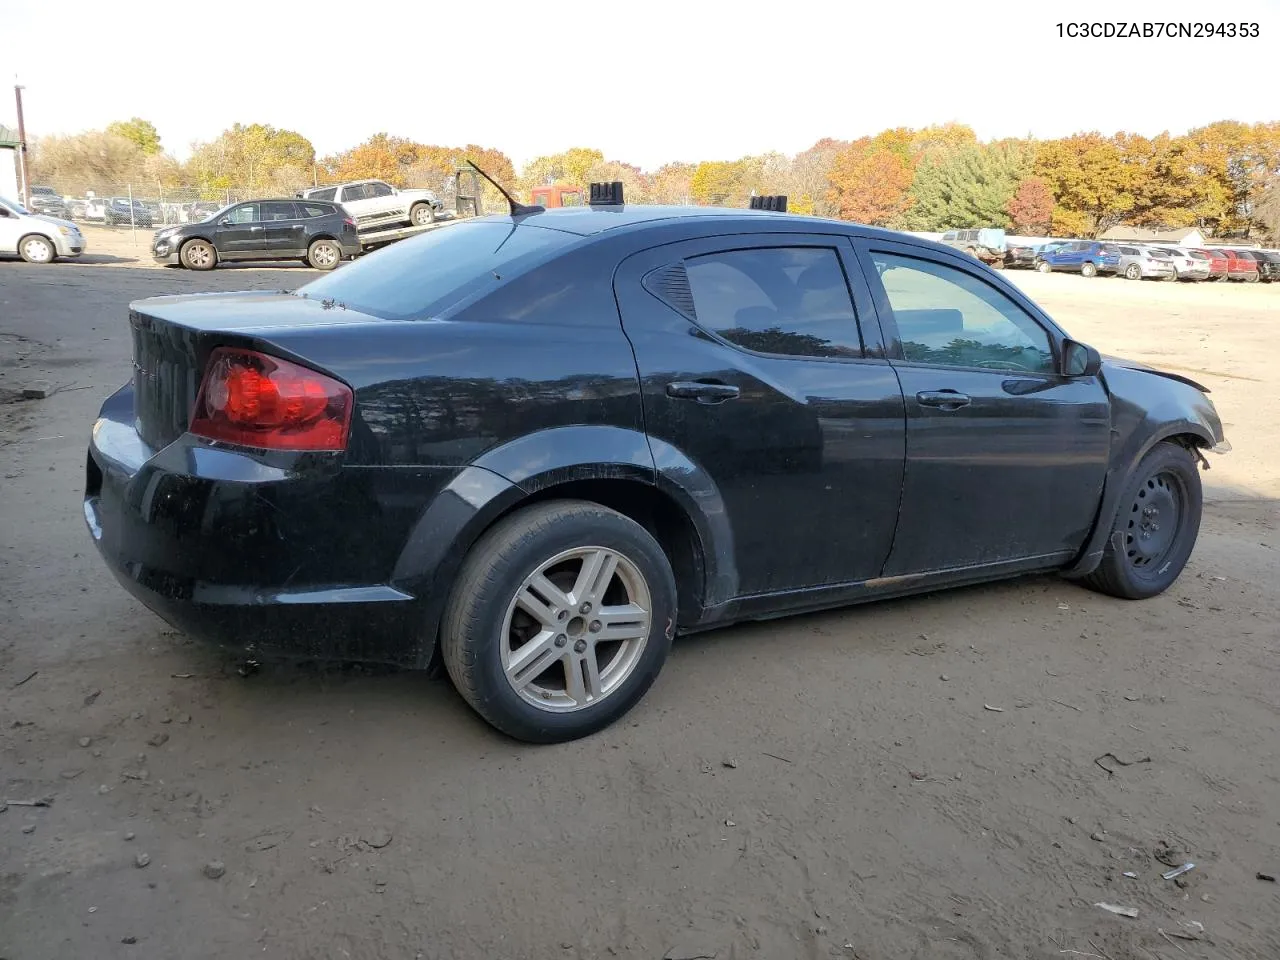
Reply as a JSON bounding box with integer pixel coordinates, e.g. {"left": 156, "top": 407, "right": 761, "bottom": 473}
{"left": 26, "top": 118, "right": 1280, "bottom": 239}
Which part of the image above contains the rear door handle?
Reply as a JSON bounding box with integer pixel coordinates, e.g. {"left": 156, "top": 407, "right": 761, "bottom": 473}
{"left": 916, "top": 389, "right": 971, "bottom": 410}
{"left": 666, "top": 381, "right": 740, "bottom": 403}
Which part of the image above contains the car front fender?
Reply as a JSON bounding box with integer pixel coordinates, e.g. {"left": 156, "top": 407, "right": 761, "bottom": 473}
{"left": 1063, "top": 363, "right": 1225, "bottom": 578}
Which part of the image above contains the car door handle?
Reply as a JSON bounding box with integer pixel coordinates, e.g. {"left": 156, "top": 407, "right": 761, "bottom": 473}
{"left": 666, "top": 381, "right": 740, "bottom": 403}
{"left": 916, "top": 390, "right": 971, "bottom": 410}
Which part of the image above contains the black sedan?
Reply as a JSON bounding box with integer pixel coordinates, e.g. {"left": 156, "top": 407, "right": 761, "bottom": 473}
{"left": 152, "top": 198, "right": 360, "bottom": 270}
{"left": 1004, "top": 242, "right": 1039, "bottom": 268}
{"left": 85, "top": 200, "right": 1228, "bottom": 742}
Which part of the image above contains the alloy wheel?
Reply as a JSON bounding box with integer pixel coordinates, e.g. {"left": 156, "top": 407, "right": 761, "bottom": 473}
{"left": 500, "top": 546, "right": 652, "bottom": 713}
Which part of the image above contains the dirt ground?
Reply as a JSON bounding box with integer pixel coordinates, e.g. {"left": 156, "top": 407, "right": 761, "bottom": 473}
{"left": 1, "top": 261, "right": 1277, "bottom": 960}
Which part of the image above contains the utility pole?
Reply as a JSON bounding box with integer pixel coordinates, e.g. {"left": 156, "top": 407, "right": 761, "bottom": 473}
{"left": 14, "top": 83, "right": 29, "bottom": 205}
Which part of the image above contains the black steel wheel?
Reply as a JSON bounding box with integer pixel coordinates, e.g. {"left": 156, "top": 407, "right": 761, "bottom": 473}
{"left": 1082, "top": 442, "right": 1203, "bottom": 600}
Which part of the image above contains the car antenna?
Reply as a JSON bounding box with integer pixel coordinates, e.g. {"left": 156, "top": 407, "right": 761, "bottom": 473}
{"left": 466, "top": 160, "right": 543, "bottom": 216}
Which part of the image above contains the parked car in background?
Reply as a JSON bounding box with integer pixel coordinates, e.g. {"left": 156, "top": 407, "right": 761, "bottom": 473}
{"left": 299, "top": 179, "right": 443, "bottom": 232}
{"left": 939, "top": 227, "right": 1006, "bottom": 265}
{"left": 1116, "top": 245, "right": 1176, "bottom": 281}
{"left": 104, "top": 197, "right": 153, "bottom": 227}
{"left": 187, "top": 201, "right": 223, "bottom": 222}
{"left": 85, "top": 202, "right": 1228, "bottom": 742}
{"left": 1148, "top": 247, "right": 1211, "bottom": 281}
{"left": 27, "top": 185, "right": 69, "bottom": 220}
{"left": 1004, "top": 241, "right": 1038, "bottom": 268}
{"left": 152, "top": 198, "right": 359, "bottom": 271}
{"left": 1036, "top": 240, "right": 1121, "bottom": 277}
{"left": 1231, "top": 249, "right": 1280, "bottom": 282}
{"left": 1193, "top": 248, "right": 1230, "bottom": 281}
{"left": 1216, "top": 249, "right": 1260, "bottom": 282}
{"left": 0, "top": 194, "right": 86, "bottom": 263}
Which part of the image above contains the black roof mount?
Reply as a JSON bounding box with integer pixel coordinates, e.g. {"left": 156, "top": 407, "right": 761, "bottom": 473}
{"left": 589, "top": 181, "right": 625, "bottom": 206}
{"left": 749, "top": 195, "right": 788, "bottom": 212}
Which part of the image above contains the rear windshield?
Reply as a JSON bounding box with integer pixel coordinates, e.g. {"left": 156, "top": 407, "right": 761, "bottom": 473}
{"left": 295, "top": 220, "right": 574, "bottom": 320}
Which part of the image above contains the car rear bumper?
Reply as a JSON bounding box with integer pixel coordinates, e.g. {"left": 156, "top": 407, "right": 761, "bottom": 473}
{"left": 83, "top": 385, "right": 459, "bottom": 667}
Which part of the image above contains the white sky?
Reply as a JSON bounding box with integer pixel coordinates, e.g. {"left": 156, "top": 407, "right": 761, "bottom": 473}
{"left": 6, "top": 0, "right": 1280, "bottom": 170}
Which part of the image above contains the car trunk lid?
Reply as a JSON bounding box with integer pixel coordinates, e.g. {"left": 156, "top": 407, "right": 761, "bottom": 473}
{"left": 129, "top": 291, "right": 391, "bottom": 450}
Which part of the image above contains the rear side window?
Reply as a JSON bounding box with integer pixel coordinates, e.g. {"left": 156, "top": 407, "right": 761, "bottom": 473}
{"left": 296, "top": 221, "right": 573, "bottom": 320}
{"left": 1120, "top": 246, "right": 1138, "bottom": 255}
{"left": 309, "top": 187, "right": 337, "bottom": 201}
{"left": 341, "top": 184, "right": 370, "bottom": 202}
{"left": 682, "top": 248, "right": 862, "bottom": 359}
{"left": 261, "top": 201, "right": 298, "bottom": 221}
{"left": 302, "top": 203, "right": 332, "bottom": 218}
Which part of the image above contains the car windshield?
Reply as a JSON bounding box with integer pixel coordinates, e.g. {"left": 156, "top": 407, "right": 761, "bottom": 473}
{"left": 1, "top": 196, "right": 31, "bottom": 215}
{"left": 295, "top": 220, "right": 576, "bottom": 320}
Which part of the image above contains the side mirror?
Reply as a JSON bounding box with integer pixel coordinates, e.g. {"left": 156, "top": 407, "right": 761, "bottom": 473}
{"left": 218, "top": 217, "right": 230, "bottom": 226}
{"left": 1062, "top": 339, "right": 1101, "bottom": 377}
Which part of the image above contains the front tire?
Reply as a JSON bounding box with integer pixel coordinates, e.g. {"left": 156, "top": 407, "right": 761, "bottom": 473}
{"left": 307, "top": 239, "right": 341, "bottom": 270}
{"left": 180, "top": 239, "right": 216, "bottom": 271}
{"left": 1036, "top": 260, "right": 1051, "bottom": 274}
{"left": 441, "top": 500, "right": 677, "bottom": 743}
{"left": 18, "top": 234, "right": 56, "bottom": 264}
{"left": 409, "top": 202, "right": 435, "bottom": 227}
{"left": 1081, "top": 442, "right": 1203, "bottom": 600}
{"left": 1081, "top": 261, "right": 1098, "bottom": 278}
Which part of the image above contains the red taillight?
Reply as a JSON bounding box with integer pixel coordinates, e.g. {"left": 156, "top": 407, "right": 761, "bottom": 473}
{"left": 189, "top": 347, "right": 352, "bottom": 451}
{"left": 344, "top": 217, "right": 356, "bottom": 229}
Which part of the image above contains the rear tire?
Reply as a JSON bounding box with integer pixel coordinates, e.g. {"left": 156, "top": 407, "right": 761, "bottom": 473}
{"left": 18, "top": 234, "right": 56, "bottom": 264}
{"left": 409, "top": 202, "right": 435, "bottom": 227}
{"left": 180, "top": 239, "right": 216, "bottom": 271}
{"left": 1125, "top": 263, "right": 1141, "bottom": 280}
{"left": 1081, "top": 442, "right": 1203, "bottom": 600}
{"left": 307, "top": 239, "right": 341, "bottom": 270}
{"left": 1081, "top": 261, "right": 1098, "bottom": 278}
{"left": 441, "top": 500, "right": 677, "bottom": 743}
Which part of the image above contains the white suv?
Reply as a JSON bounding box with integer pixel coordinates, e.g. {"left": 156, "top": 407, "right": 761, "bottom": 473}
{"left": 0, "top": 195, "right": 86, "bottom": 263}
{"left": 299, "top": 179, "right": 442, "bottom": 231}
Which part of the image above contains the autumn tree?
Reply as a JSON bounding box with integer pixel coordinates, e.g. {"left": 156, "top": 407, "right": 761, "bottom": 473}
{"left": 187, "top": 123, "right": 315, "bottom": 197}
{"left": 789, "top": 139, "right": 848, "bottom": 216}
{"left": 518, "top": 148, "right": 605, "bottom": 196}
{"left": 1255, "top": 176, "right": 1280, "bottom": 240}
{"left": 826, "top": 140, "right": 914, "bottom": 225}
{"left": 585, "top": 159, "right": 650, "bottom": 204}
{"left": 322, "top": 133, "right": 421, "bottom": 185}
{"left": 690, "top": 158, "right": 759, "bottom": 206}
{"left": 902, "top": 141, "right": 1033, "bottom": 230}
{"left": 105, "top": 118, "right": 161, "bottom": 155}
{"left": 648, "top": 162, "right": 696, "bottom": 204}
{"left": 1034, "top": 133, "right": 1139, "bottom": 236}
{"left": 1006, "top": 176, "right": 1054, "bottom": 233}
{"left": 28, "top": 130, "right": 148, "bottom": 194}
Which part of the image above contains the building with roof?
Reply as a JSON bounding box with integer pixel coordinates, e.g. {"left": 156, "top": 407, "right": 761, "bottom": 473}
{"left": 0, "top": 124, "right": 20, "bottom": 202}
{"left": 1098, "top": 225, "right": 1207, "bottom": 247}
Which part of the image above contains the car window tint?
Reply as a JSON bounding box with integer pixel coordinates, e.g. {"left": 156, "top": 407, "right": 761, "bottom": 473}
{"left": 310, "top": 187, "right": 337, "bottom": 201}
{"left": 366, "top": 182, "right": 394, "bottom": 198}
{"left": 261, "top": 201, "right": 297, "bottom": 221}
{"left": 682, "top": 248, "right": 862, "bottom": 359}
{"left": 872, "top": 252, "right": 1055, "bottom": 374}
{"left": 302, "top": 203, "right": 331, "bottom": 218}
{"left": 1120, "top": 246, "right": 1138, "bottom": 255}
{"left": 342, "top": 185, "right": 369, "bottom": 202}
{"left": 226, "top": 203, "right": 259, "bottom": 224}
{"left": 296, "top": 221, "right": 573, "bottom": 321}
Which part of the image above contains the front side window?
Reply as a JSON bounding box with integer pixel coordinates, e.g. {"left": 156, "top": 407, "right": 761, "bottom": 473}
{"left": 366, "top": 181, "right": 394, "bottom": 198}
{"left": 225, "top": 203, "right": 260, "bottom": 224}
{"left": 872, "top": 252, "right": 1056, "bottom": 374}
{"left": 682, "top": 247, "right": 862, "bottom": 359}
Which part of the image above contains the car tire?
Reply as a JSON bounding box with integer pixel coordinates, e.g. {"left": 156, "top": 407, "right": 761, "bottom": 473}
{"left": 18, "top": 234, "right": 56, "bottom": 264}
{"left": 1081, "top": 442, "right": 1203, "bottom": 601}
{"left": 180, "top": 239, "right": 216, "bottom": 271}
{"left": 409, "top": 202, "right": 435, "bottom": 227}
{"left": 440, "top": 500, "right": 678, "bottom": 743}
{"left": 1036, "top": 260, "right": 1051, "bottom": 274}
{"left": 1125, "top": 263, "right": 1141, "bottom": 280}
{"left": 1081, "top": 261, "right": 1098, "bottom": 278}
{"left": 307, "top": 239, "right": 341, "bottom": 271}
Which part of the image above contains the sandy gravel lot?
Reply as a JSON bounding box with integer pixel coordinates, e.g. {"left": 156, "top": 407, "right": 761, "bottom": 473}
{"left": 1, "top": 261, "right": 1277, "bottom": 960}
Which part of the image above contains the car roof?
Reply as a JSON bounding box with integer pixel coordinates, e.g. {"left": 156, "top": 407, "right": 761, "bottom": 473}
{"left": 469, "top": 204, "right": 927, "bottom": 246}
